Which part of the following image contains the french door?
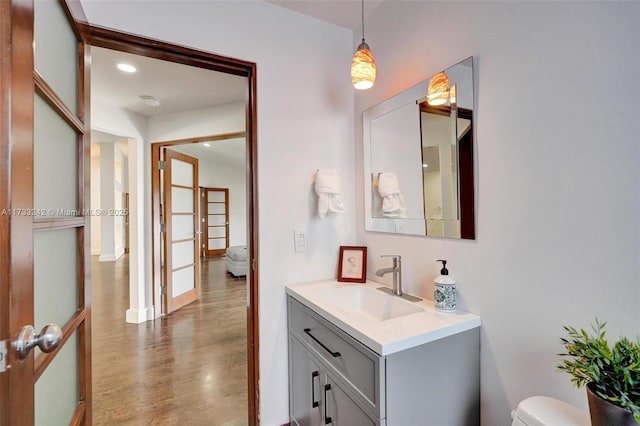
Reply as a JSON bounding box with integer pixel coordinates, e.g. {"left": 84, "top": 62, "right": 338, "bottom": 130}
{"left": 203, "top": 187, "right": 229, "bottom": 256}
{"left": 162, "top": 149, "right": 201, "bottom": 314}
{"left": 1, "top": 0, "right": 92, "bottom": 424}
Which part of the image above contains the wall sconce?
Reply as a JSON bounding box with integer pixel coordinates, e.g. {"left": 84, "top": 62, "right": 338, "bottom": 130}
{"left": 351, "top": 0, "right": 376, "bottom": 90}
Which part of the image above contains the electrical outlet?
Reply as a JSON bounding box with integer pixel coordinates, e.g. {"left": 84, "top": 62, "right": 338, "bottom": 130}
{"left": 293, "top": 230, "right": 306, "bottom": 253}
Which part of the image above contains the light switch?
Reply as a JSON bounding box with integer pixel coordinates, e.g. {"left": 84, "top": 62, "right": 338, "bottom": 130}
{"left": 294, "top": 230, "right": 306, "bottom": 253}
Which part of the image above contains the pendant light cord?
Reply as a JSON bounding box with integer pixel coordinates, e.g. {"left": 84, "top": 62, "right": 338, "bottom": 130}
{"left": 361, "top": 0, "right": 365, "bottom": 42}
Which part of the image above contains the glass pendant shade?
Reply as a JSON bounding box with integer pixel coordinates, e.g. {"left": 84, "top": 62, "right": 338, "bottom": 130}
{"left": 427, "top": 71, "right": 450, "bottom": 106}
{"left": 351, "top": 41, "right": 376, "bottom": 90}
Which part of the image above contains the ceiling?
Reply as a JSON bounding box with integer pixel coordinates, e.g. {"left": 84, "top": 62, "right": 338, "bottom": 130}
{"left": 92, "top": 46, "right": 247, "bottom": 117}
{"left": 170, "top": 138, "right": 246, "bottom": 167}
{"left": 90, "top": 1, "right": 384, "bottom": 119}
{"left": 90, "top": 1, "right": 381, "bottom": 166}
{"left": 266, "top": 0, "right": 384, "bottom": 30}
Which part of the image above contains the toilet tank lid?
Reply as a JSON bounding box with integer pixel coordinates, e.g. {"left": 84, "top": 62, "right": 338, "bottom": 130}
{"left": 513, "top": 396, "right": 589, "bottom": 426}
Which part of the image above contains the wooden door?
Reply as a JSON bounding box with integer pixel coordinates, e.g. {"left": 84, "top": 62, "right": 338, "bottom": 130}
{"left": 0, "top": 0, "right": 92, "bottom": 424}
{"left": 203, "top": 187, "right": 229, "bottom": 256}
{"left": 163, "top": 149, "right": 200, "bottom": 314}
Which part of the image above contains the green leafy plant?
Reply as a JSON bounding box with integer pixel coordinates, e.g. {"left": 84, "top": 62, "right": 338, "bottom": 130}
{"left": 558, "top": 318, "right": 640, "bottom": 423}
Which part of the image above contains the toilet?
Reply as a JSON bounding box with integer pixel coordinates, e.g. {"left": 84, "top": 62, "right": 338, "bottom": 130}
{"left": 511, "top": 396, "right": 590, "bottom": 425}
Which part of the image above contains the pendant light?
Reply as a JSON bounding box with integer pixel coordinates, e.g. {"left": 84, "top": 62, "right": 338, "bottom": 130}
{"left": 426, "top": 71, "right": 450, "bottom": 106}
{"left": 351, "top": 0, "right": 376, "bottom": 90}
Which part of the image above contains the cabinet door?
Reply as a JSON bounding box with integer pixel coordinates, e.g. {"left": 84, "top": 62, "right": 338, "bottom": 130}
{"left": 290, "top": 336, "right": 323, "bottom": 426}
{"left": 325, "top": 373, "right": 379, "bottom": 426}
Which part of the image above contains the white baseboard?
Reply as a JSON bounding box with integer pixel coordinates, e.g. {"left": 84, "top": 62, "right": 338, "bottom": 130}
{"left": 99, "top": 253, "right": 117, "bottom": 262}
{"left": 99, "top": 247, "right": 126, "bottom": 262}
{"left": 115, "top": 247, "right": 125, "bottom": 260}
{"left": 125, "top": 306, "right": 155, "bottom": 324}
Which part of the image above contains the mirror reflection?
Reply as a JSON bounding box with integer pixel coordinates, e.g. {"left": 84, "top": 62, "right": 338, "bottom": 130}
{"left": 369, "top": 102, "right": 424, "bottom": 220}
{"left": 363, "top": 56, "right": 475, "bottom": 239}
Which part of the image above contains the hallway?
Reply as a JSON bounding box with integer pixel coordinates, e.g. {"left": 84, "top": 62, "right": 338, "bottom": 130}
{"left": 91, "top": 255, "right": 248, "bottom": 425}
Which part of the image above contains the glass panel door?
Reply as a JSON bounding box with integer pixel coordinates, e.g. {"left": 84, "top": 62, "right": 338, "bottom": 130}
{"left": 4, "top": 0, "right": 91, "bottom": 423}
{"left": 204, "top": 188, "right": 229, "bottom": 256}
{"left": 32, "top": 0, "right": 88, "bottom": 423}
{"left": 164, "top": 149, "right": 200, "bottom": 313}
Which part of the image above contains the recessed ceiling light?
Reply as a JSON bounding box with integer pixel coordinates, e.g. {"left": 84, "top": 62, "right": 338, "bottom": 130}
{"left": 423, "top": 164, "right": 429, "bottom": 168}
{"left": 117, "top": 63, "right": 137, "bottom": 73}
{"left": 139, "top": 95, "right": 160, "bottom": 107}
{"left": 203, "top": 143, "right": 211, "bottom": 147}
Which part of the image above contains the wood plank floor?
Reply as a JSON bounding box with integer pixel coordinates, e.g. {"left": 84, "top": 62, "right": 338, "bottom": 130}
{"left": 91, "top": 255, "right": 248, "bottom": 425}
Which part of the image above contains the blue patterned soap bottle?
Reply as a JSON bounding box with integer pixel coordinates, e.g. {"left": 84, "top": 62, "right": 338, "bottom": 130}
{"left": 434, "top": 260, "right": 456, "bottom": 312}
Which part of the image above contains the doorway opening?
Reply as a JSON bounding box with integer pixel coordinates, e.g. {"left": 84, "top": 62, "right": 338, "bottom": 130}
{"left": 151, "top": 134, "right": 247, "bottom": 315}
{"left": 86, "top": 27, "right": 259, "bottom": 424}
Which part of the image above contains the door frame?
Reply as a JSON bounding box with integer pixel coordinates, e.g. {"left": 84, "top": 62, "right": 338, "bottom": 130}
{"left": 83, "top": 27, "right": 260, "bottom": 425}
{"left": 202, "top": 187, "right": 230, "bottom": 257}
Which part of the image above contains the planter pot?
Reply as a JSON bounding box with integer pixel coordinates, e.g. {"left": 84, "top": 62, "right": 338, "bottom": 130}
{"left": 587, "top": 383, "right": 636, "bottom": 426}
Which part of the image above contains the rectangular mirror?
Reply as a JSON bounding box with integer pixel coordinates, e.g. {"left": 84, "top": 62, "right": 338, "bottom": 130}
{"left": 363, "top": 57, "right": 475, "bottom": 239}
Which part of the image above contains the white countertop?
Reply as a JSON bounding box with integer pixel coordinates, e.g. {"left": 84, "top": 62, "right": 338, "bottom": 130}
{"left": 286, "top": 279, "right": 481, "bottom": 356}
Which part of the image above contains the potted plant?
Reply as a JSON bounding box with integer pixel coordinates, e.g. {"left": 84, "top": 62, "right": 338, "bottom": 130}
{"left": 558, "top": 318, "right": 640, "bottom": 425}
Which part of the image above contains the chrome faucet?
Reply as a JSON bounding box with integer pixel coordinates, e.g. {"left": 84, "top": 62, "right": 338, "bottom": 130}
{"left": 375, "top": 255, "right": 403, "bottom": 296}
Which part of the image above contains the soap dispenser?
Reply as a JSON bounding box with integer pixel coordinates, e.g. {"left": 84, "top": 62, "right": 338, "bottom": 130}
{"left": 434, "top": 260, "right": 456, "bottom": 312}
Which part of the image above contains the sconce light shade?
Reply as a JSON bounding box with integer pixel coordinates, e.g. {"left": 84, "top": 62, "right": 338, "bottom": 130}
{"left": 427, "top": 71, "right": 450, "bottom": 106}
{"left": 351, "top": 41, "right": 376, "bottom": 90}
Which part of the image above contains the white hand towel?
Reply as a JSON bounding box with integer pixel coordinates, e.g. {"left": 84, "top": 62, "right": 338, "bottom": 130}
{"left": 315, "top": 169, "right": 345, "bottom": 218}
{"left": 377, "top": 172, "right": 406, "bottom": 218}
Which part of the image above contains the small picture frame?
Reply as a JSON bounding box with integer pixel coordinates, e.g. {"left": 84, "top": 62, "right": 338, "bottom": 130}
{"left": 337, "top": 246, "right": 367, "bottom": 283}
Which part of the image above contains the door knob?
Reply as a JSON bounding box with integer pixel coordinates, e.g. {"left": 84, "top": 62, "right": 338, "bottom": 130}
{"left": 13, "top": 324, "right": 63, "bottom": 359}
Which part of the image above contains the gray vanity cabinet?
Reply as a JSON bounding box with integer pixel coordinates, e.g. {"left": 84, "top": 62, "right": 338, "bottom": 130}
{"left": 289, "top": 336, "right": 378, "bottom": 426}
{"left": 288, "top": 296, "right": 480, "bottom": 426}
{"left": 325, "top": 370, "right": 378, "bottom": 426}
{"left": 289, "top": 336, "right": 324, "bottom": 425}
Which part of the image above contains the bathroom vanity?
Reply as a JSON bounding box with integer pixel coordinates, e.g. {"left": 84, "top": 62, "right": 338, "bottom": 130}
{"left": 286, "top": 280, "right": 481, "bottom": 426}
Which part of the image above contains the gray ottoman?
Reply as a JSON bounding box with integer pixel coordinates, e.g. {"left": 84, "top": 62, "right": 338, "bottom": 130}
{"left": 225, "top": 246, "right": 247, "bottom": 277}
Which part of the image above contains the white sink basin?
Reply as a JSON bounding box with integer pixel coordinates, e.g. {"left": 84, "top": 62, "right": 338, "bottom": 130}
{"left": 318, "top": 286, "right": 423, "bottom": 322}
{"left": 286, "top": 280, "right": 482, "bottom": 355}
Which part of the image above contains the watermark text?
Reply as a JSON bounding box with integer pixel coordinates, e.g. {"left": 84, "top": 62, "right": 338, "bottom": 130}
{"left": 1, "top": 208, "right": 128, "bottom": 217}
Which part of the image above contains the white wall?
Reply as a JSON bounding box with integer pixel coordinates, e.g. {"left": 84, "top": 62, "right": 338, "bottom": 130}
{"left": 91, "top": 100, "right": 151, "bottom": 323}
{"left": 91, "top": 100, "right": 147, "bottom": 142}
{"left": 355, "top": 2, "right": 640, "bottom": 425}
{"left": 148, "top": 102, "right": 245, "bottom": 142}
{"left": 99, "top": 142, "right": 116, "bottom": 261}
{"left": 113, "top": 144, "right": 126, "bottom": 257}
{"left": 81, "top": 2, "right": 356, "bottom": 424}
{"left": 94, "top": 140, "right": 128, "bottom": 261}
